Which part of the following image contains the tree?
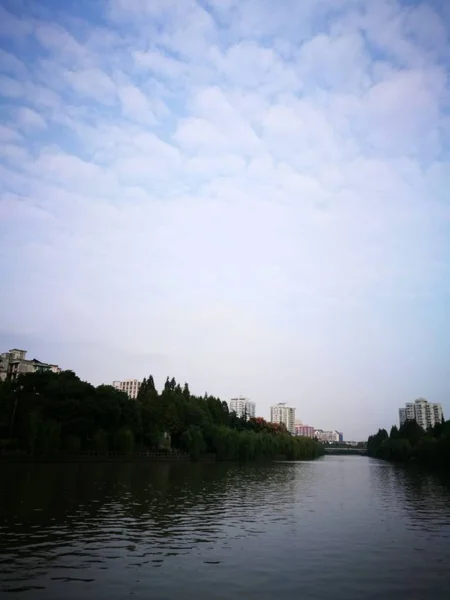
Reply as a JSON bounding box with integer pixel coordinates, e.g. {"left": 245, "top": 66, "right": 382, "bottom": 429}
{"left": 114, "top": 428, "right": 134, "bottom": 454}
{"left": 180, "top": 425, "right": 205, "bottom": 460}
{"left": 390, "top": 425, "right": 399, "bottom": 439}
{"left": 0, "top": 370, "right": 324, "bottom": 462}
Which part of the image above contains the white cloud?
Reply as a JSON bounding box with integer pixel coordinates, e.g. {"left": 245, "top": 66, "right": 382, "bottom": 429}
{"left": 0, "top": 144, "right": 30, "bottom": 164}
{"left": 29, "top": 150, "right": 118, "bottom": 195}
{"left": 174, "top": 86, "right": 261, "bottom": 154}
{"left": 64, "top": 67, "right": 116, "bottom": 105}
{"left": 296, "top": 32, "right": 371, "bottom": 93}
{"left": 16, "top": 107, "right": 47, "bottom": 131}
{"left": 133, "top": 50, "right": 186, "bottom": 79}
{"left": 0, "top": 125, "right": 23, "bottom": 143}
{"left": 361, "top": 67, "right": 446, "bottom": 157}
{"left": 117, "top": 83, "right": 156, "bottom": 124}
{"left": 34, "top": 21, "right": 89, "bottom": 65}
{"left": 210, "top": 41, "right": 301, "bottom": 93}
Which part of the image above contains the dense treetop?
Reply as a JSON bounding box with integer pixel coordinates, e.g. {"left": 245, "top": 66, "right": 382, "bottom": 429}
{"left": 0, "top": 370, "right": 323, "bottom": 461}
{"left": 367, "top": 418, "right": 450, "bottom": 469}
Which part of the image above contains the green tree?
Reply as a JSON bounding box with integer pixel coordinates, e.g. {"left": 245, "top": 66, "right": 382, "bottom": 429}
{"left": 114, "top": 428, "right": 134, "bottom": 454}
{"left": 180, "top": 425, "right": 205, "bottom": 460}
{"left": 0, "top": 370, "right": 324, "bottom": 462}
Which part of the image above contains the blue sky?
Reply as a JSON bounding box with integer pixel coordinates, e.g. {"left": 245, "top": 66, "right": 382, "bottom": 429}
{"left": 0, "top": 0, "right": 449, "bottom": 439}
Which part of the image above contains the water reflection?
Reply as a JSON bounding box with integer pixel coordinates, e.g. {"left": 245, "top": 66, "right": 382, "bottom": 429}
{"left": 369, "top": 460, "right": 450, "bottom": 532}
{"left": 1, "top": 459, "right": 450, "bottom": 600}
{"left": 0, "top": 462, "right": 300, "bottom": 595}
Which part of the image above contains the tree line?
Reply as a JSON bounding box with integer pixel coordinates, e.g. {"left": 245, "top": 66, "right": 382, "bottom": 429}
{"left": 0, "top": 370, "right": 324, "bottom": 461}
{"left": 367, "top": 418, "right": 450, "bottom": 468}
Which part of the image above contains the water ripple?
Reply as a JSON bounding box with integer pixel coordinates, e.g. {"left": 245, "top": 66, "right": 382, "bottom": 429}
{"left": 1, "top": 460, "right": 450, "bottom": 599}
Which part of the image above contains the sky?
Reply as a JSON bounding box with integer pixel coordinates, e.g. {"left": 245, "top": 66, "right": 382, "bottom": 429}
{"left": 0, "top": 0, "right": 449, "bottom": 440}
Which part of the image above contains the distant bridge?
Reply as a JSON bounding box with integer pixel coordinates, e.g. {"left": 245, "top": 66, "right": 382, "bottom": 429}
{"left": 324, "top": 447, "right": 367, "bottom": 455}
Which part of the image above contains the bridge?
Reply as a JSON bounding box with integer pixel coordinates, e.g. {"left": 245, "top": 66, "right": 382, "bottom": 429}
{"left": 324, "top": 447, "right": 367, "bottom": 455}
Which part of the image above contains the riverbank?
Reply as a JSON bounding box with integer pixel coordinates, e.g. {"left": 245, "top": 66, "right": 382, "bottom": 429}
{"left": 367, "top": 419, "right": 450, "bottom": 472}
{"left": 0, "top": 450, "right": 204, "bottom": 464}
{"left": 0, "top": 370, "right": 323, "bottom": 463}
{"left": 0, "top": 451, "right": 327, "bottom": 464}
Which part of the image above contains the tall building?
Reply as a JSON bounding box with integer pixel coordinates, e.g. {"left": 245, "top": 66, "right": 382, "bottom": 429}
{"left": 270, "top": 403, "right": 296, "bottom": 434}
{"left": 113, "top": 379, "right": 142, "bottom": 399}
{"left": 0, "top": 349, "right": 60, "bottom": 381}
{"left": 229, "top": 396, "right": 256, "bottom": 419}
{"left": 399, "top": 398, "right": 443, "bottom": 430}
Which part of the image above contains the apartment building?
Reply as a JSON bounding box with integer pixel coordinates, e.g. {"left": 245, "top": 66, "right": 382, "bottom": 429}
{"left": 294, "top": 424, "right": 315, "bottom": 438}
{"left": 314, "top": 429, "right": 342, "bottom": 443}
{"left": 270, "top": 402, "right": 296, "bottom": 434}
{"left": 0, "top": 349, "right": 60, "bottom": 381}
{"left": 399, "top": 398, "right": 443, "bottom": 430}
{"left": 113, "top": 379, "right": 142, "bottom": 399}
{"left": 229, "top": 396, "right": 256, "bottom": 419}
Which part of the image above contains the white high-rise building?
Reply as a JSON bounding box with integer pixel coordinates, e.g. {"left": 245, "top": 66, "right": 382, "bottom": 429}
{"left": 314, "top": 429, "right": 341, "bottom": 443}
{"left": 399, "top": 398, "right": 443, "bottom": 430}
{"left": 113, "top": 379, "right": 142, "bottom": 399}
{"left": 270, "top": 402, "right": 296, "bottom": 434}
{"left": 229, "top": 397, "right": 256, "bottom": 419}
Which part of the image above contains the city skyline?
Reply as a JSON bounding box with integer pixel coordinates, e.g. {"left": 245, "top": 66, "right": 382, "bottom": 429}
{"left": 0, "top": 343, "right": 445, "bottom": 439}
{"left": 1, "top": 0, "right": 449, "bottom": 440}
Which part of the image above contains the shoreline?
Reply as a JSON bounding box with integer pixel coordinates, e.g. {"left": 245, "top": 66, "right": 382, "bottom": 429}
{"left": 0, "top": 452, "right": 194, "bottom": 464}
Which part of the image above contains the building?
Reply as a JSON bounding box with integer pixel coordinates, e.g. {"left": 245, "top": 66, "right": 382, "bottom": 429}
{"left": 270, "top": 403, "right": 296, "bottom": 434}
{"left": 0, "top": 349, "right": 60, "bottom": 381}
{"left": 399, "top": 398, "right": 443, "bottom": 430}
{"left": 229, "top": 396, "right": 256, "bottom": 419}
{"left": 399, "top": 402, "right": 415, "bottom": 426}
{"left": 294, "top": 424, "right": 315, "bottom": 438}
{"left": 314, "top": 429, "right": 341, "bottom": 443}
{"left": 113, "top": 379, "right": 142, "bottom": 399}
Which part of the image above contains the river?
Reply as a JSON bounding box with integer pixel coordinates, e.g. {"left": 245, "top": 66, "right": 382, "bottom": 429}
{"left": 1, "top": 456, "right": 450, "bottom": 599}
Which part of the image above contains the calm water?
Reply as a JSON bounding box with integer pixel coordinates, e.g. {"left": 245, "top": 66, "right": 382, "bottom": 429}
{"left": 1, "top": 457, "right": 450, "bottom": 599}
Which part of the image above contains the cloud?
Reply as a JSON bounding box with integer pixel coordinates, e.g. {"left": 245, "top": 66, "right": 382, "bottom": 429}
{"left": 361, "top": 67, "right": 446, "bottom": 157}
{"left": 0, "top": 5, "right": 33, "bottom": 38}
{"left": 117, "top": 83, "right": 156, "bottom": 124}
{"left": 133, "top": 49, "right": 186, "bottom": 79}
{"left": 34, "top": 21, "right": 89, "bottom": 65}
{"left": 174, "top": 86, "right": 261, "bottom": 154}
{"left": 64, "top": 67, "right": 116, "bottom": 104}
{"left": 0, "top": 73, "right": 24, "bottom": 97}
{"left": 0, "top": 125, "right": 23, "bottom": 143}
{"left": 16, "top": 106, "right": 47, "bottom": 131}
{"left": 0, "top": 50, "right": 29, "bottom": 78}
{"left": 0, "top": 0, "right": 449, "bottom": 439}
{"left": 210, "top": 41, "right": 301, "bottom": 94}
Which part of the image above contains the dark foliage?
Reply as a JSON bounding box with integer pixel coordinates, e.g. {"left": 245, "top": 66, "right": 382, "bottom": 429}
{"left": 367, "top": 418, "right": 450, "bottom": 469}
{"left": 0, "top": 371, "right": 324, "bottom": 461}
